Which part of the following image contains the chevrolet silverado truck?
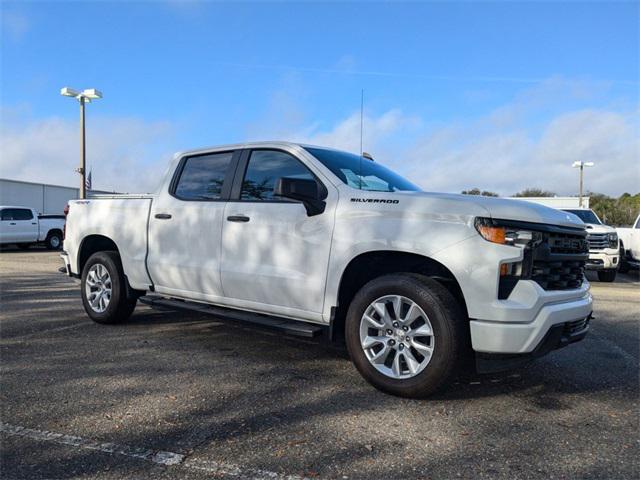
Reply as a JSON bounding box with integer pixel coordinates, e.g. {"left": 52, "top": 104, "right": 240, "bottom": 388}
{"left": 617, "top": 214, "right": 640, "bottom": 272}
{"left": 0, "top": 206, "right": 65, "bottom": 250}
{"left": 561, "top": 208, "right": 619, "bottom": 282}
{"left": 61, "top": 142, "right": 592, "bottom": 398}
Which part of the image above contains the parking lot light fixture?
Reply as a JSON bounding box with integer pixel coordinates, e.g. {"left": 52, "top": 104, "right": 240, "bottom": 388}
{"left": 572, "top": 161, "right": 595, "bottom": 208}
{"left": 60, "top": 86, "right": 103, "bottom": 199}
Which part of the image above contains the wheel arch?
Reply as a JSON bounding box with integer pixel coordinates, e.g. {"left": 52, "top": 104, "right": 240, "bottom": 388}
{"left": 330, "top": 250, "right": 468, "bottom": 342}
{"left": 77, "top": 234, "right": 120, "bottom": 275}
{"left": 46, "top": 228, "right": 63, "bottom": 238}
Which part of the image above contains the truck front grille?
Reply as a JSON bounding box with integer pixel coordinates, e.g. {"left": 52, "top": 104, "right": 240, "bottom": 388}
{"left": 529, "top": 231, "right": 588, "bottom": 291}
{"left": 531, "top": 260, "right": 585, "bottom": 290}
{"left": 587, "top": 233, "right": 608, "bottom": 250}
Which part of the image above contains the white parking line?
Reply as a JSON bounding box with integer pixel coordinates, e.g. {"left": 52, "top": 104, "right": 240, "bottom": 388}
{"left": 1, "top": 422, "right": 309, "bottom": 480}
{"left": 0, "top": 422, "right": 184, "bottom": 466}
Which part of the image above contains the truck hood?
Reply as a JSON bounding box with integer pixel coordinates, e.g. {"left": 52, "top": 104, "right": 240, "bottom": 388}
{"left": 397, "top": 192, "right": 585, "bottom": 229}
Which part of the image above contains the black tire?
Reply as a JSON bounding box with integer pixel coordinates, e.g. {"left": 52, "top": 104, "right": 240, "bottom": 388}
{"left": 45, "top": 231, "right": 62, "bottom": 250}
{"left": 618, "top": 244, "right": 630, "bottom": 273}
{"left": 17, "top": 243, "right": 31, "bottom": 250}
{"left": 597, "top": 269, "right": 617, "bottom": 282}
{"left": 345, "top": 273, "right": 467, "bottom": 398}
{"left": 81, "top": 251, "right": 137, "bottom": 324}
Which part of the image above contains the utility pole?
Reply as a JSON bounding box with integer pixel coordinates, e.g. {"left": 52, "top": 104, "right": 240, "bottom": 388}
{"left": 572, "top": 161, "right": 594, "bottom": 207}
{"left": 79, "top": 96, "right": 86, "bottom": 199}
{"left": 60, "top": 87, "right": 102, "bottom": 199}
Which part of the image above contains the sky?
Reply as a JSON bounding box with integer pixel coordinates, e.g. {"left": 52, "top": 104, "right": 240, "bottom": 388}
{"left": 1, "top": 0, "right": 638, "bottom": 196}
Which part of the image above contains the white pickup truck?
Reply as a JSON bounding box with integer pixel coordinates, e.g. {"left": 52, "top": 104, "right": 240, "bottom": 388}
{"left": 0, "top": 206, "right": 65, "bottom": 250}
{"left": 617, "top": 214, "right": 640, "bottom": 272}
{"left": 560, "top": 208, "right": 620, "bottom": 282}
{"left": 61, "top": 142, "right": 593, "bottom": 397}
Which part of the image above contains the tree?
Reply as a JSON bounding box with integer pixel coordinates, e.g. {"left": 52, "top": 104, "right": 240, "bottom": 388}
{"left": 512, "top": 188, "right": 556, "bottom": 197}
{"left": 589, "top": 192, "right": 640, "bottom": 226}
{"left": 461, "top": 188, "right": 499, "bottom": 197}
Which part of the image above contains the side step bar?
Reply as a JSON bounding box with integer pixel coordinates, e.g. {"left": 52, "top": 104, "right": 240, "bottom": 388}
{"left": 138, "top": 296, "right": 326, "bottom": 338}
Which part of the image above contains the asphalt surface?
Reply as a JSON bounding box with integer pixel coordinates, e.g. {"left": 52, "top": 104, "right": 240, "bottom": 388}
{"left": 1, "top": 248, "right": 638, "bottom": 479}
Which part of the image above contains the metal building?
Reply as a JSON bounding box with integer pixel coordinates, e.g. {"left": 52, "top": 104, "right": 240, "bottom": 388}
{"left": 0, "top": 178, "right": 114, "bottom": 215}
{"left": 506, "top": 196, "right": 589, "bottom": 209}
{"left": 0, "top": 178, "right": 79, "bottom": 215}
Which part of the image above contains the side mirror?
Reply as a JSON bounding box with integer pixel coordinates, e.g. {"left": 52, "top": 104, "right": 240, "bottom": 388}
{"left": 274, "top": 177, "right": 326, "bottom": 216}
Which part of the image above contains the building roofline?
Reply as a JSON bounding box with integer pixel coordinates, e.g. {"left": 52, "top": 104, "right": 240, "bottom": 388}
{"left": 0, "top": 177, "right": 78, "bottom": 190}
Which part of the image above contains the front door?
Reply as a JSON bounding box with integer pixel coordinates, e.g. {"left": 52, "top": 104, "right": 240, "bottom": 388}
{"left": 147, "top": 150, "right": 238, "bottom": 301}
{"left": 220, "top": 149, "right": 335, "bottom": 318}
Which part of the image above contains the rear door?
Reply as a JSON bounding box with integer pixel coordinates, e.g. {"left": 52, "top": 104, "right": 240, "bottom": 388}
{"left": 220, "top": 148, "right": 336, "bottom": 319}
{"left": 147, "top": 149, "right": 239, "bottom": 300}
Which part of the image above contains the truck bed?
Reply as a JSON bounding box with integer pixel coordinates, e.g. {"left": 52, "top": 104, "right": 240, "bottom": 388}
{"left": 65, "top": 195, "right": 155, "bottom": 289}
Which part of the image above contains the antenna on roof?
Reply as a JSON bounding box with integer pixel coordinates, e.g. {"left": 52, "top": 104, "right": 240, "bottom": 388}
{"left": 360, "top": 89, "right": 364, "bottom": 156}
{"left": 359, "top": 89, "right": 364, "bottom": 189}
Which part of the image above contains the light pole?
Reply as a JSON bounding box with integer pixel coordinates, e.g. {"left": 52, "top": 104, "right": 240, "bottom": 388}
{"left": 60, "top": 87, "right": 102, "bottom": 199}
{"left": 572, "top": 161, "right": 594, "bottom": 208}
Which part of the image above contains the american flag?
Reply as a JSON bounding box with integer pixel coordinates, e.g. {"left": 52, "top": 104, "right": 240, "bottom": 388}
{"left": 85, "top": 170, "right": 92, "bottom": 191}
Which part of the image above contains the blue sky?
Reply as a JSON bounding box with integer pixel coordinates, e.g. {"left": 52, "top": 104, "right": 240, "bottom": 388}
{"left": 1, "top": 1, "right": 638, "bottom": 195}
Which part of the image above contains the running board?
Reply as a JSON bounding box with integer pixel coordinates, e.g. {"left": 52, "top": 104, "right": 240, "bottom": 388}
{"left": 138, "top": 296, "right": 325, "bottom": 338}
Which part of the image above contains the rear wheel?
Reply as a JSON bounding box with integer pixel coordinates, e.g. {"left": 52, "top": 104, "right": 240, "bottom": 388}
{"left": 81, "top": 251, "right": 137, "bottom": 324}
{"left": 597, "top": 269, "right": 617, "bottom": 282}
{"left": 345, "top": 273, "right": 467, "bottom": 398}
{"left": 45, "top": 231, "right": 62, "bottom": 250}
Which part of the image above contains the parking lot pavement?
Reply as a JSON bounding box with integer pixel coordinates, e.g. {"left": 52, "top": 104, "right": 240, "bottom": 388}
{"left": 1, "top": 249, "right": 638, "bottom": 480}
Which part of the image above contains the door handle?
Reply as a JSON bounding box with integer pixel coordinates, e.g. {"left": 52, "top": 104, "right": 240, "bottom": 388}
{"left": 31, "top": 222, "right": 37, "bottom": 225}
{"left": 154, "top": 213, "right": 172, "bottom": 220}
{"left": 9, "top": 222, "right": 16, "bottom": 225}
{"left": 227, "top": 215, "right": 250, "bottom": 223}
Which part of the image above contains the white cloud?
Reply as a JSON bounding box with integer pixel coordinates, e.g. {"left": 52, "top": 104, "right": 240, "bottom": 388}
{"left": 405, "top": 108, "right": 639, "bottom": 196}
{"left": 1, "top": 11, "right": 29, "bottom": 41}
{"left": 249, "top": 80, "right": 639, "bottom": 197}
{"left": 0, "top": 113, "right": 175, "bottom": 193}
{"left": 1, "top": 79, "right": 637, "bottom": 198}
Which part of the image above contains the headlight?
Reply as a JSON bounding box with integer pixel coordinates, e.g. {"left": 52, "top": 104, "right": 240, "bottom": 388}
{"left": 608, "top": 232, "right": 618, "bottom": 248}
{"left": 474, "top": 217, "right": 542, "bottom": 248}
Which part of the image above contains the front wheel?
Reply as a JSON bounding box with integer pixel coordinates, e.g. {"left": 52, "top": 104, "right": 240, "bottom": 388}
{"left": 81, "top": 251, "right": 137, "bottom": 324}
{"left": 597, "top": 269, "right": 617, "bottom": 282}
{"left": 345, "top": 273, "right": 467, "bottom": 398}
{"left": 618, "top": 244, "right": 630, "bottom": 273}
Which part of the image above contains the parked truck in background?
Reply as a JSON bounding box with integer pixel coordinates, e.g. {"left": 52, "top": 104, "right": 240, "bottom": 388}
{"left": 61, "top": 142, "right": 593, "bottom": 398}
{"left": 617, "top": 214, "right": 640, "bottom": 272}
{"left": 560, "top": 208, "right": 619, "bottom": 282}
{"left": 0, "top": 206, "right": 65, "bottom": 250}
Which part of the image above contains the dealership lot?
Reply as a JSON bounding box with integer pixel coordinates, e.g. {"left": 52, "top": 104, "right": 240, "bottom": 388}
{"left": 1, "top": 249, "right": 638, "bottom": 479}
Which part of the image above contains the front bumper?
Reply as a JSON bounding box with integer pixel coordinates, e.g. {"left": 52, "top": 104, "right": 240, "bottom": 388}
{"left": 585, "top": 249, "right": 619, "bottom": 270}
{"left": 475, "top": 315, "right": 591, "bottom": 373}
{"left": 470, "top": 280, "right": 592, "bottom": 354}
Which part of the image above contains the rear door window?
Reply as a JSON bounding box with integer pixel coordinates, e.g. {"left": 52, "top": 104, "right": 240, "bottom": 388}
{"left": 174, "top": 151, "right": 235, "bottom": 200}
{"left": 13, "top": 209, "right": 34, "bottom": 220}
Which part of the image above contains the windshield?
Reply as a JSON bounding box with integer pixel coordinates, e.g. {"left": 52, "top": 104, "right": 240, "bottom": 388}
{"left": 563, "top": 209, "right": 601, "bottom": 225}
{"left": 304, "top": 147, "right": 421, "bottom": 192}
